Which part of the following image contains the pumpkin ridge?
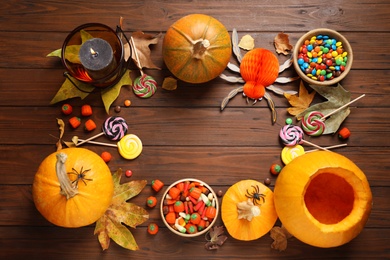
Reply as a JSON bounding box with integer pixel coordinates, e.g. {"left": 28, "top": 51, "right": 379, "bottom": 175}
{"left": 171, "top": 25, "right": 197, "bottom": 45}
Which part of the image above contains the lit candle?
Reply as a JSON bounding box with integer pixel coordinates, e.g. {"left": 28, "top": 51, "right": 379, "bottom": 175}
{"left": 79, "top": 38, "right": 116, "bottom": 80}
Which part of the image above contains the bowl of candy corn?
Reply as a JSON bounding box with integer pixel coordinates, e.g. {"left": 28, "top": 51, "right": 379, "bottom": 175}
{"left": 293, "top": 28, "right": 353, "bottom": 86}
{"left": 160, "top": 178, "right": 219, "bottom": 237}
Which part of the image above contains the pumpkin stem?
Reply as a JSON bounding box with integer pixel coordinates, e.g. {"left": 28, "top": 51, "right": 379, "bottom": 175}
{"left": 237, "top": 199, "right": 261, "bottom": 221}
{"left": 193, "top": 39, "right": 210, "bottom": 59}
{"left": 56, "top": 153, "right": 78, "bottom": 199}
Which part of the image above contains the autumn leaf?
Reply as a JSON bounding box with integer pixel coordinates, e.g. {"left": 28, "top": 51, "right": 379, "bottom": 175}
{"left": 162, "top": 76, "right": 177, "bottom": 91}
{"left": 270, "top": 226, "right": 292, "bottom": 251}
{"left": 94, "top": 169, "right": 149, "bottom": 251}
{"left": 101, "top": 69, "right": 132, "bottom": 113}
{"left": 205, "top": 226, "right": 228, "bottom": 250}
{"left": 46, "top": 30, "right": 93, "bottom": 63}
{"left": 56, "top": 118, "right": 65, "bottom": 151}
{"left": 274, "top": 32, "right": 293, "bottom": 55}
{"left": 284, "top": 81, "right": 316, "bottom": 117}
{"left": 238, "top": 34, "right": 255, "bottom": 50}
{"left": 123, "top": 31, "right": 161, "bottom": 70}
{"left": 50, "top": 76, "right": 95, "bottom": 104}
{"left": 298, "top": 84, "right": 351, "bottom": 134}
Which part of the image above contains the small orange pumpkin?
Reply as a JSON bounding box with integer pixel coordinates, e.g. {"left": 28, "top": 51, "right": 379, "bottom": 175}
{"left": 274, "top": 151, "right": 372, "bottom": 248}
{"left": 221, "top": 180, "right": 278, "bottom": 241}
{"left": 162, "top": 14, "right": 232, "bottom": 84}
{"left": 32, "top": 148, "right": 114, "bottom": 228}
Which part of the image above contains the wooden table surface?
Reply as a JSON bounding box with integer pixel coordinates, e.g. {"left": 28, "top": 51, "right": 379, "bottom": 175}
{"left": 1, "top": 0, "right": 389, "bottom": 259}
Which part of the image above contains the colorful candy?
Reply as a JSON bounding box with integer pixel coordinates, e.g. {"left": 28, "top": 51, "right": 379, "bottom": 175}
{"left": 133, "top": 74, "right": 157, "bottom": 98}
{"left": 162, "top": 180, "right": 216, "bottom": 235}
{"left": 117, "top": 134, "right": 143, "bottom": 160}
{"left": 338, "top": 127, "right": 351, "bottom": 139}
{"left": 102, "top": 116, "right": 128, "bottom": 141}
{"left": 302, "top": 111, "right": 326, "bottom": 136}
{"left": 279, "top": 124, "right": 304, "bottom": 146}
{"left": 281, "top": 145, "right": 305, "bottom": 164}
{"left": 297, "top": 34, "right": 348, "bottom": 82}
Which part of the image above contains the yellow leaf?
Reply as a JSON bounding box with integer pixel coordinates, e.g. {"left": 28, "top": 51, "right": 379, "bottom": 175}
{"left": 101, "top": 70, "right": 132, "bottom": 114}
{"left": 162, "top": 76, "right": 177, "bottom": 90}
{"left": 94, "top": 169, "right": 149, "bottom": 251}
{"left": 50, "top": 77, "right": 94, "bottom": 104}
{"left": 238, "top": 34, "right": 255, "bottom": 50}
{"left": 284, "top": 81, "right": 316, "bottom": 118}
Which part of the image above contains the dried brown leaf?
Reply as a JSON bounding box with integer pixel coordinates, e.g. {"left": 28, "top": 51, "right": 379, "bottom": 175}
{"left": 274, "top": 32, "right": 293, "bottom": 55}
{"left": 205, "top": 226, "right": 228, "bottom": 250}
{"left": 162, "top": 76, "right": 177, "bottom": 91}
{"left": 270, "top": 226, "right": 292, "bottom": 251}
{"left": 56, "top": 118, "right": 65, "bottom": 151}
{"left": 125, "top": 31, "right": 161, "bottom": 70}
{"left": 284, "top": 81, "right": 316, "bottom": 118}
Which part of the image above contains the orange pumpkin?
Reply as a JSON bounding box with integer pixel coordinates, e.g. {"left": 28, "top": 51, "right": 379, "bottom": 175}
{"left": 221, "top": 180, "right": 278, "bottom": 241}
{"left": 162, "top": 14, "right": 232, "bottom": 84}
{"left": 274, "top": 151, "right": 372, "bottom": 248}
{"left": 32, "top": 148, "right": 114, "bottom": 228}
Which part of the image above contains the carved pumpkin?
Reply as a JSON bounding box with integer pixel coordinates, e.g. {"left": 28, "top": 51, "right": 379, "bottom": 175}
{"left": 274, "top": 151, "right": 372, "bottom": 248}
{"left": 32, "top": 148, "right": 114, "bottom": 228}
{"left": 162, "top": 14, "right": 232, "bottom": 84}
{"left": 221, "top": 180, "right": 278, "bottom": 241}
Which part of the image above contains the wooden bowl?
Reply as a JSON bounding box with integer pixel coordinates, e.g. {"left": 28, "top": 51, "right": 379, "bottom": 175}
{"left": 293, "top": 28, "right": 353, "bottom": 86}
{"left": 160, "top": 178, "right": 219, "bottom": 237}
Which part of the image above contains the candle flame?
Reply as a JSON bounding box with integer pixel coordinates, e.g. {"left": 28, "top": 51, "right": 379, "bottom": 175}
{"left": 90, "top": 48, "right": 97, "bottom": 55}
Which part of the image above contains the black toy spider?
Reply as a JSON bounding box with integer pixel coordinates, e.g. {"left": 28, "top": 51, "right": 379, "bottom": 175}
{"left": 67, "top": 167, "right": 92, "bottom": 187}
{"left": 245, "top": 185, "right": 266, "bottom": 205}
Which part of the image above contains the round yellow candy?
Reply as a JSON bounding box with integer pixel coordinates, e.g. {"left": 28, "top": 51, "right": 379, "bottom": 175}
{"left": 281, "top": 145, "right": 305, "bottom": 165}
{"left": 117, "top": 134, "right": 143, "bottom": 160}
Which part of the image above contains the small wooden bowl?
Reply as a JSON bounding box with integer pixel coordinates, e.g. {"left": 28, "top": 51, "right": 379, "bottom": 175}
{"left": 160, "top": 178, "right": 219, "bottom": 237}
{"left": 293, "top": 28, "right": 353, "bottom": 86}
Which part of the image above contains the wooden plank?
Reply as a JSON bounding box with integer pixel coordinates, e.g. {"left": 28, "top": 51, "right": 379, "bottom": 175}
{"left": 0, "top": 226, "right": 389, "bottom": 259}
{"left": 0, "top": 68, "right": 388, "bottom": 108}
{"left": 1, "top": 145, "right": 389, "bottom": 186}
{"left": 1, "top": 1, "right": 390, "bottom": 32}
{"left": 1, "top": 31, "right": 390, "bottom": 69}
{"left": 0, "top": 107, "right": 388, "bottom": 147}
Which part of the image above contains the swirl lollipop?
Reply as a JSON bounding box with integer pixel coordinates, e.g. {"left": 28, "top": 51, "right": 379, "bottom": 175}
{"left": 133, "top": 74, "right": 157, "bottom": 98}
{"left": 281, "top": 144, "right": 305, "bottom": 164}
{"left": 279, "top": 124, "right": 304, "bottom": 146}
{"left": 117, "top": 134, "right": 143, "bottom": 159}
{"left": 76, "top": 134, "right": 143, "bottom": 160}
{"left": 302, "top": 111, "right": 326, "bottom": 136}
{"left": 102, "top": 116, "right": 128, "bottom": 140}
{"left": 131, "top": 36, "right": 157, "bottom": 99}
{"left": 76, "top": 116, "right": 128, "bottom": 146}
{"left": 279, "top": 124, "right": 328, "bottom": 151}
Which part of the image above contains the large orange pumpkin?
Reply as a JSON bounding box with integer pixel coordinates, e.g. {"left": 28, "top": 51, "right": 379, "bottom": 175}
{"left": 274, "top": 151, "right": 372, "bottom": 248}
{"left": 32, "top": 148, "right": 114, "bottom": 228}
{"left": 221, "top": 180, "right": 278, "bottom": 241}
{"left": 162, "top": 14, "right": 232, "bottom": 84}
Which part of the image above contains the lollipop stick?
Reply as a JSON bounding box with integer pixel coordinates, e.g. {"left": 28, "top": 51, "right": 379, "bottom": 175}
{"left": 77, "top": 138, "right": 117, "bottom": 147}
{"left": 76, "top": 132, "right": 104, "bottom": 146}
{"left": 301, "top": 140, "right": 329, "bottom": 151}
{"left": 320, "top": 94, "right": 365, "bottom": 120}
{"left": 130, "top": 36, "right": 144, "bottom": 76}
{"left": 306, "top": 143, "right": 347, "bottom": 153}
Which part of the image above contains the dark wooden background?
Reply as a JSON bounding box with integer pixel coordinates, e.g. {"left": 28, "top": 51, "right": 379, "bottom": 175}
{"left": 1, "top": 0, "right": 389, "bottom": 259}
